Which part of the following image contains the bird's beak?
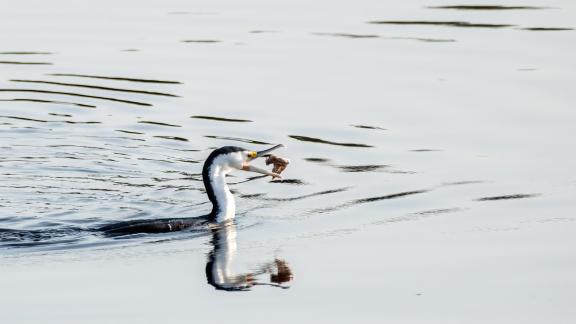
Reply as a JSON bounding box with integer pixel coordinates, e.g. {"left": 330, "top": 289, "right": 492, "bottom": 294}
{"left": 255, "top": 144, "right": 284, "bottom": 158}
{"left": 242, "top": 144, "right": 285, "bottom": 179}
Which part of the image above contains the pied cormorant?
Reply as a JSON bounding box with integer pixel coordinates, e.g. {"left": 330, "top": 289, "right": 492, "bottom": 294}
{"left": 99, "top": 144, "right": 284, "bottom": 235}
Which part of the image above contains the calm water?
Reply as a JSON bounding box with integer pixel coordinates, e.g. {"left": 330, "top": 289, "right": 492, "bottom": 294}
{"left": 1, "top": 0, "right": 575, "bottom": 322}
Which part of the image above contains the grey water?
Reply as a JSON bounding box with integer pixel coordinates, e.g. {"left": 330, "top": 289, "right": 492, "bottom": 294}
{"left": 1, "top": 0, "right": 575, "bottom": 323}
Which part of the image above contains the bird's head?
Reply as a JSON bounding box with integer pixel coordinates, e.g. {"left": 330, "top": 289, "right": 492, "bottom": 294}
{"left": 205, "top": 144, "right": 286, "bottom": 179}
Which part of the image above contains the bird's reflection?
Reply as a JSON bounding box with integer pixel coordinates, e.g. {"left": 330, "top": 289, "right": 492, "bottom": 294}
{"left": 206, "top": 221, "right": 293, "bottom": 291}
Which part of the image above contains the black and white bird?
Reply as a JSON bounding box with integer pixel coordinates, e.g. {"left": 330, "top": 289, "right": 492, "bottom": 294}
{"left": 99, "top": 144, "right": 285, "bottom": 236}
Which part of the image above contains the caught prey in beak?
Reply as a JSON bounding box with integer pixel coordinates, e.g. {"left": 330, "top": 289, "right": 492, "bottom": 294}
{"left": 242, "top": 144, "right": 286, "bottom": 179}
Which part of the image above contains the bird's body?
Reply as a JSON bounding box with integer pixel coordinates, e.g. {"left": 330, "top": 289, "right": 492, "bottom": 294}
{"left": 99, "top": 145, "right": 284, "bottom": 236}
{"left": 98, "top": 216, "right": 210, "bottom": 236}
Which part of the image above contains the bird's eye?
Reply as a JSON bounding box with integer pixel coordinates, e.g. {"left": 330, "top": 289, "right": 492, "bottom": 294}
{"left": 248, "top": 151, "right": 257, "bottom": 158}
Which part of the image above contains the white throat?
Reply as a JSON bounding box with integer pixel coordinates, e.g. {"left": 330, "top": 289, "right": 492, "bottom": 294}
{"left": 208, "top": 156, "right": 236, "bottom": 223}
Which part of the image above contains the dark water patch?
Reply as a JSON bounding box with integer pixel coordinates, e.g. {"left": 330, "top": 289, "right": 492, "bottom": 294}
{"left": 262, "top": 187, "right": 349, "bottom": 202}
{"left": 116, "top": 129, "right": 144, "bottom": 135}
{"left": 11, "top": 79, "right": 179, "bottom": 97}
{"left": 153, "top": 176, "right": 201, "bottom": 183}
{"left": 384, "top": 169, "right": 417, "bottom": 174}
{"left": 138, "top": 120, "right": 182, "bottom": 127}
{"left": 0, "top": 159, "right": 49, "bottom": 163}
{"left": 289, "top": 135, "right": 373, "bottom": 148}
{"left": 0, "top": 115, "right": 47, "bottom": 123}
{"left": 313, "top": 32, "right": 380, "bottom": 38}
{"left": 121, "top": 49, "right": 140, "bottom": 52}
{"left": 520, "top": 27, "right": 573, "bottom": 31}
{"left": 0, "top": 226, "right": 85, "bottom": 248}
{"left": 304, "top": 157, "right": 331, "bottom": 163}
{"left": 475, "top": 193, "right": 540, "bottom": 201}
{"left": 139, "top": 144, "right": 199, "bottom": 152}
{"left": 412, "top": 208, "right": 464, "bottom": 215}
{"left": 352, "top": 190, "right": 428, "bottom": 204}
{"left": 62, "top": 120, "right": 101, "bottom": 124}
{"left": 0, "top": 89, "right": 152, "bottom": 106}
{"left": 245, "top": 189, "right": 350, "bottom": 202}
{"left": 428, "top": 5, "right": 549, "bottom": 10}
{"left": 154, "top": 135, "right": 189, "bottom": 142}
{"left": 48, "top": 113, "right": 72, "bottom": 117}
{"left": 47, "top": 144, "right": 107, "bottom": 150}
{"left": 0, "top": 51, "right": 53, "bottom": 55}
{"left": 162, "top": 170, "right": 200, "bottom": 176}
{"left": 47, "top": 73, "right": 182, "bottom": 84}
{"left": 191, "top": 115, "right": 253, "bottom": 123}
{"left": 0, "top": 185, "right": 124, "bottom": 194}
{"left": 230, "top": 175, "right": 268, "bottom": 185}
{"left": 408, "top": 38, "right": 454, "bottom": 42}
{"left": 204, "top": 135, "right": 271, "bottom": 145}
{"left": 175, "top": 159, "right": 200, "bottom": 164}
{"left": 309, "top": 190, "right": 428, "bottom": 215}
{"left": 138, "top": 158, "right": 175, "bottom": 164}
{"left": 518, "top": 68, "right": 537, "bottom": 71}
{"left": 0, "top": 61, "right": 52, "bottom": 65}
{"left": 372, "top": 208, "right": 464, "bottom": 226}
{"left": 249, "top": 30, "right": 280, "bottom": 34}
{"left": 0, "top": 98, "right": 96, "bottom": 108}
{"left": 313, "top": 33, "right": 453, "bottom": 42}
{"left": 88, "top": 135, "right": 144, "bottom": 143}
{"left": 182, "top": 40, "right": 221, "bottom": 43}
{"left": 270, "top": 179, "right": 307, "bottom": 185}
{"left": 443, "top": 180, "right": 486, "bottom": 186}
{"left": 239, "top": 193, "right": 266, "bottom": 199}
{"left": 0, "top": 115, "right": 100, "bottom": 125}
{"left": 410, "top": 149, "right": 441, "bottom": 152}
{"left": 369, "top": 21, "right": 514, "bottom": 28}
{"left": 384, "top": 37, "right": 456, "bottom": 42}
{"left": 351, "top": 124, "right": 386, "bottom": 130}
{"left": 9, "top": 126, "right": 49, "bottom": 131}
{"left": 337, "top": 165, "right": 388, "bottom": 172}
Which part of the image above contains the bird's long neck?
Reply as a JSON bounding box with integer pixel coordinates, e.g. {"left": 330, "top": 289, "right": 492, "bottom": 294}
{"left": 206, "top": 223, "right": 242, "bottom": 290}
{"left": 203, "top": 159, "right": 236, "bottom": 223}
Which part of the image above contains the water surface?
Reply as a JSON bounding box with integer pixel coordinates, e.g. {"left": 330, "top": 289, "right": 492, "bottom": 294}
{"left": 1, "top": 0, "right": 575, "bottom": 323}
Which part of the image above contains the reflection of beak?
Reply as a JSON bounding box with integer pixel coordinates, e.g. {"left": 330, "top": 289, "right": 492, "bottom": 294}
{"left": 256, "top": 144, "right": 284, "bottom": 158}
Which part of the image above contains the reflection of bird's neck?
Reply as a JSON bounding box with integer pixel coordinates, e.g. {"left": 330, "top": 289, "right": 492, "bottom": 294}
{"left": 206, "top": 222, "right": 294, "bottom": 291}
{"left": 206, "top": 222, "right": 249, "bottom": 291}
{"left": 203, "top": 154, "right": 236, "bottom": 223}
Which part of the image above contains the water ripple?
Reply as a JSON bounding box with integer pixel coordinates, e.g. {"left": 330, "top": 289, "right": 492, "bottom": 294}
{"left": 204, "top": 135, "right": 271, "bottom": 145}
{"left": 289, "top": 135, "right": 373, "bottom": 148}
{"left": 191, "top": 115, "right": 253, "bottom": 123}
{"left": 0, "top": 98, "right": 96, "bottom": 108}
{"left": 138, "top": 121, "right": 182, "bottom": 128}
{"left": 153, "top": 135, "right": 189, "bottom": 142}
{"left": 0, "top": 51, "right": 53, "bottom": 55}
{"left": 47, "top": 73, "right": 182, "bottom": 84}
{"left": 0, "top": 61, "right": 52, "bottom": 65}
{"left": 10, "top": 79, "right": 180, "bottom": 97}
{"left": 475, "top": 194, "right": 540, "bottom": 201}
{"left": 351, "top": 190, "right": 428, "bottom": 204}
{"left": 0, "top": 89, "right": 152, "bottom": 106}
{"left": 351, "top": 124, "right": 386, "bottom": 130}
{"left": 369, "top": 21, "right": 514, "bottom": 28}
{"left": 427, "top": 5, "right": 549, "bottom": 10}
{"left": 520, "top": 27, "right": 573, "bottom": 31}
